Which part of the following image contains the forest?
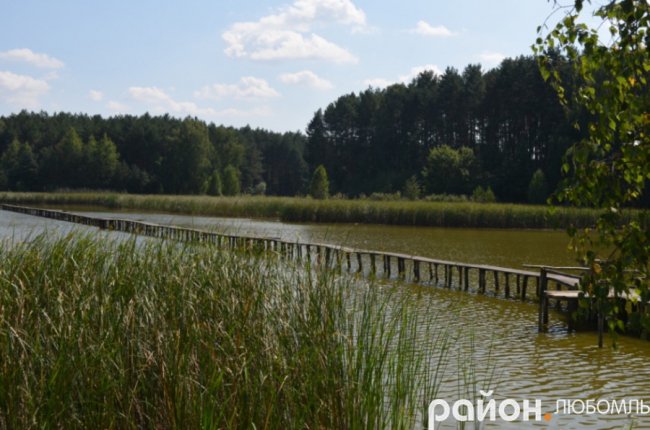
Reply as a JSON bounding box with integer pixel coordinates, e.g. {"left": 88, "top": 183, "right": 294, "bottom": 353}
{"left": 0, "top": 55, "right": 585, "bottom": 203}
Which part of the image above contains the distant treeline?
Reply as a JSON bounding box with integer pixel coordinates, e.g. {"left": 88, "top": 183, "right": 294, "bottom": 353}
{"left": 306, "top": 55, "right": 582, "bottom": 202}
{"left": 0, "top": 113, "right": 308, "bottom": 196}
{"left": 0, "top": 55, "right": 588, "bottom": 202}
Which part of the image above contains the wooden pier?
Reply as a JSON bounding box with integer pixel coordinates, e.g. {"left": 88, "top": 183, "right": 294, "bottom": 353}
{"left": 0, "top": 204, "right": 588, "bottom": 331}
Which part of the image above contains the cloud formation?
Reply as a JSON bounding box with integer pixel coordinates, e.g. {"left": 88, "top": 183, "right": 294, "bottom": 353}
{"left": 363, "top": 64, "right": 443, "bottom": 88}
{"left": 478, "top": 51, "right": 506, "bottom": 67}
{"left": 128, "top": 86, "right": 272, "bottom": 119}
{"left": 129, "top": 86, "right": 215, "bottom": 116}
{"left": 222, "top": 0, "right": 365, "bottom": 63}
{"left": 194, "top": 77, "right": 280, "bottom": 100}
{"left": 0, "top": 70, "right": 50, "bottom": 108}
{"left": 409, "top": 21, "right": 454, "bottom": 37}
{"left": 89, "top": 90, "right": 104, "bottom": 102}
{"left": 0, "top": 48, "right": 64, "bottom": 69}
{"left": 279, "top": 70, "right": 333, "bottom": 90}
{"left": 107, "top": 100, "right": 130, "bottom": 113}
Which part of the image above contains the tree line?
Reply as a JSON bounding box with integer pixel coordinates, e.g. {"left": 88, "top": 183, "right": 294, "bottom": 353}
{"left": 0, "top": 54, "right": 591, "bottom": 202}
{"left": 0, "top": 112, "right": 307, "bottom": 195}
{"left": 306, "top": 55, "right": 582, "bottom": 202}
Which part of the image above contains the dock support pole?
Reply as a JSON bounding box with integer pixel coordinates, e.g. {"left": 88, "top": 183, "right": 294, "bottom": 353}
{"left": 538, "top": 268, "right": 549, "bottom": 332}
{"left": 478, "top": 269, "right": 486, "bottom": 294}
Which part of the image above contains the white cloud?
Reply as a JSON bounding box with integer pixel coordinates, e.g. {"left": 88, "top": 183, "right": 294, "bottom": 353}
{"left": 128, "top": 86, "right": 271, "bottom": 119}
{"left": 478, "top": 51, "right": 506, "bottom": 67}
{"left": 222, "top": 0, "right": 365, "bottom": 63}
{"left": 279, "top": 70, "right": 333, "bottom": 90}
{"left": 0, "top": 70, "right": 49, "bottom": 108}
{"left": 107, "top": 100, "right": 130, "bottom": 113}
{"left": 362, "top": 77, "right": 394, "bottom": 88}
{"left": 214, "top": 106, "right": 273, "bottom": 118}
{"left": 364, "top": 64, "right": 442, "bottom": 88}
{"left": 194, "top": 76, "right": 280, "bottom": 100}
{"left": 129, "top": 86, "right": 214, "bottom": 116}
{"left": 410, "top": 21, "right": 454, "bottom": 37}
{"left": 0, "top": 48, "right": 64, "bottom": 69}
{"left": 89, "top": 90, "right": 104, "bottom": 102}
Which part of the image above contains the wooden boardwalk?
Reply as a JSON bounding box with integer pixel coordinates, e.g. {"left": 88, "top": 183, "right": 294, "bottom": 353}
{"left": 0, "top": 203, "right": 587, "bottom": 330}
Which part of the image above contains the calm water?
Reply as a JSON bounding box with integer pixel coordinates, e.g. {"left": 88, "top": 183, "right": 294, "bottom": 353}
{"left": 1, "top": 208, "right": 649, "bottom": 429}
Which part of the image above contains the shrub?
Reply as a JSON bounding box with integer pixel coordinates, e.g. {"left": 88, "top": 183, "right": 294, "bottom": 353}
{"left": 472, "top": 186, "right": 497, "bottom": 203}
{"left": 402, "top": 176, "right": 421, "bottom": 200}
{"left": 309, "top": 165, "right": 329, "bottom": 199}
{"left": 527, "top": 169, "right": 549, "bottom": 204}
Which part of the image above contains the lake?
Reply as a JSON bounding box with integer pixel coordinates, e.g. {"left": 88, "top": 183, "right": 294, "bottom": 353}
{"left": 1, "top": 207, "right": 648, "bottom": 429}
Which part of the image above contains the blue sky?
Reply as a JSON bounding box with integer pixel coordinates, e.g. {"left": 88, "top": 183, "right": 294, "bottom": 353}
{"left": 0, "top": 0, "right": 559, "bottom": 133}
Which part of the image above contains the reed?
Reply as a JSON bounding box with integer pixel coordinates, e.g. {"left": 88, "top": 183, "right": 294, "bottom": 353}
{"left": 0, "top": 191, "right": 606, "bottom": 229}
{"left": 0, "top": 233, "right": 454, "bottom": 429}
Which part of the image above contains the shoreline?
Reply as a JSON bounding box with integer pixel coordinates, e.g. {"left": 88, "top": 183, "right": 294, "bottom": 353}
{"left": 0, "top": 191, "right": 610, "bottom": 230}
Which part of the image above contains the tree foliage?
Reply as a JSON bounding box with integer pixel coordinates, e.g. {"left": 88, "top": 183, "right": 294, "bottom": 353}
{"left": 207, "top": 170, "right": 222, "bottom": 196}
{"left": 0, "top": 139, "right": 37, "bottom": 191}
{"left": 527, "top": 169, "right": 549, "bottom": 204}
{"left": 422, "top": 145, "right": 476, "bottom": 195}
{"left": 0, "top": 113, "right": 308, "bottom": 195}
{"left": 402, "top": 176, "right": 421, "bottom": 200}
{"left": 535, "top": 0, "right": 650, "bottom": 344}
{"left": 222, "top": 165, "right": 241, "bottom": 196}
{"left": 309, "top": 165, "right": 329, "bottom": 200}
{"left": 306, "top": 56, "right": 579, "bottom": 200}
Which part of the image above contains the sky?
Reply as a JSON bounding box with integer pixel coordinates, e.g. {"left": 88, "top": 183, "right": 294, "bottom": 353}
{"left": 0, "top": 0, "right": 563, "bottom": 133}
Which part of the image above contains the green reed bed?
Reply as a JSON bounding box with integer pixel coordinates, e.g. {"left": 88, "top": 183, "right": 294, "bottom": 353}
{"left": 0, "top": 192, "right": 606, "bottom": 229}
{"left": 0, "top": 233, "right": 453, "bottom": 429}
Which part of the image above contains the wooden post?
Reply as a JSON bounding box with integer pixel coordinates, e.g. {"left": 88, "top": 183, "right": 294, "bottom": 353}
{"left": 357, "top": 252, "right": 363, "bottom": 274}
{"left": 478, "top": 269, "right": 486, "bottom": 294}
{"left": 413, "top": 260, "right": 420, "bottom": 282}
{"left": 398, "top": 257, "right": 405, "bottom": 278}
{"left": 516, "top": 275, "right": 521, "bottom": 296}
{"left": 464, "top": 267, "right": 469, "bottom": 291}
{"left": 493, "top": 271, "right": 500, "bottom": 292}
{"left": 504, "top": 273, "right": 510, "bottom": 298}
{"left": 598, "top": 302, "right": 604, "bottom": 348}
{"left": 567, "top": 298, "right": 578, "bottom": 332}
{"left": 521, "top": 276, "right": 529, "bottom": 301}
{"left": 370, "top": 254, "right": 377, "bottom": 275}
{"left": 538, "top": 268, "right": 548, "bottom": 332}
{"left": 443, "top": 265, "right": 449, "bottom": 287}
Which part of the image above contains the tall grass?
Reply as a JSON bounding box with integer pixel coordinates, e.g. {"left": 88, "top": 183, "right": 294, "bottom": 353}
{"left": 0, "top": 233, "right": 455, "bottom": 429}
{"left": 0, "top": 191, "right": 606, "bottom": 229}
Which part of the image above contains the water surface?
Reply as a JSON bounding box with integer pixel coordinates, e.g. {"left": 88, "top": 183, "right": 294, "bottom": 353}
{"left": 1, "top": 208, "right": 648, "bottom": 429}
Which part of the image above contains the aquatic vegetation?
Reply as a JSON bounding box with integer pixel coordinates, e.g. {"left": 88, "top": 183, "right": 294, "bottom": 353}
{"left": 0, "top": 233, "right": 454, "bottom": 429}
{"left": 0, "top": 192, "right": 606, "bottom": 229}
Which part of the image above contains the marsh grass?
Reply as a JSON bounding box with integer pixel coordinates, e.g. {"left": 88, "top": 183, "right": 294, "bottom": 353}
{"left": 0, "top": 232, "right": 463, "bottom": 429}
{"left": 0, "top": 192, "right": 605, "bottom": 229}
